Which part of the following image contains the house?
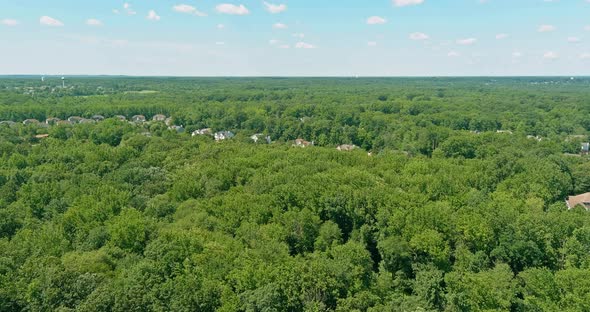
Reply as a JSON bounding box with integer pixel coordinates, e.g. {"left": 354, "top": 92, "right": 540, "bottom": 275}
{"left": 294, "top": 138, "right": 313, "bottom": 148}
{"left": 34, "top": 134, "right": 50, "bottom": 139}
{"left": 165, "top": 117, "right": 173, "bottom": 126}
{"left": 582, "top": 143, "right": 590, "bottom": 155}
{"left": 45, "top": 117, "right": 61, "bottom": 125}
{"left": 153, "top": 114, "right": 167, "bottom": 122}
{"left": 91, "top": 115, "right": 105, "bottom": 121}
{"left": 68, "top": 116, "right": 84, "bottom": 124}
{"left": 192, "top": 128, "right": 212, "bottom": 136}
{"left": 566, "top": 135, "right": 587, "bottom": 142}
{"left": 79, "top": 118, "right": 96, "bottom": 124}
{"left": 337, "top": 144, "right": 357, "bottom": 152}
{"left": 251, "top": 133, "right": 272, "bottom": 144}
{"left": 168, "top": 125, "right": 185, "bottom": 133}
{"left": 566, "top": 193, "right": 590, "bottom": 210}
{"left": 23, "top": 119, "right": 40, "bottom": 125}
{"left": 114, "top": 115, "right": 127, "bottom": 121}
{"left": 131, "top": 115, "right": 146, "bottom": 123}
{"left": 57, "top": 120, "right": 72, "bottom": 125}
{"left": 496, "top": 130, "right": 513, "bottom": 135}
{"left": 215, "top": 131, "right": 235, "bottom": 141}
{"left": 527, "top": 135, "right": 542, "bottom": 142}
{"left": 0, "top": 121, "right": 16, "bottom": 127}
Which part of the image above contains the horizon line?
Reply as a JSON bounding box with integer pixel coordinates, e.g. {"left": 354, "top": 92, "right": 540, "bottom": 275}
{"left": 0, "top": 75, "right": 588, "bottom": 78}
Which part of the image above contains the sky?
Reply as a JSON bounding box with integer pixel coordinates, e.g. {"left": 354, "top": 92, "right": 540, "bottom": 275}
{"left": 1, "top": 0, "right": 590, "bottom": 76}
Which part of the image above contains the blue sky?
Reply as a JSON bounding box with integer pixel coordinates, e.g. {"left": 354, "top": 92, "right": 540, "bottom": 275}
{"left": 1, "top": 0, "right": 590, "bottom": 76}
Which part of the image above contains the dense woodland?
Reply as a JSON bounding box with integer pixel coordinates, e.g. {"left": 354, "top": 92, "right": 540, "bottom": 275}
{"left": 2, "top": 77, "right": 590, "bottom": 311}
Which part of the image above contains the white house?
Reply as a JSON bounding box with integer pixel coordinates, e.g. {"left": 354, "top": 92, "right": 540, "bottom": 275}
{"left": 192, "top": 128, "right": 213, "bottom": 137}
{"left": 215, "top": 131, "right": 235, "bottom": 141}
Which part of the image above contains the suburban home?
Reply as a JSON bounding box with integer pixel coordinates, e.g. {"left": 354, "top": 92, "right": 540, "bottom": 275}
{"left": 527, "top": 135, "right": 542, "bottom": 142}
{"left": 168, "top": 125, "right": 185, "bottom": 133}
{"left": 582, "top": 143, "right": 590, "bottom": 155}
{"left": 337, "top": 144, "right": 357, "bottom": 152}
{"left": 251, "top": 133, "right": 272, "bottom": 144}
{"left": 165, "top": 117, "right": 173, "bottom": 126}
{"left": 0, "top": 121, "right": 16, "bottom": 126}
{"left": 45, "top": 117, "right": 61, "bottom": 125}
{"left": 153, "top": 114, "right": 167, "bottom": 121}
{"left": 91, "top": 115, "right": 105, "bottom": 121}
{"left": 23, "top": 119, "right": 40, "bottom": 125}
{"left": 496, "top": 130, "right": 513, "bottom": 135}
{"left": 215, "top": 131, "right": 235, "bottom": 141}
{"left": 294, "top": 138, "right": 313, "bottom": 148}
{"left": 132, "top": 115, "right": 146, "bottom": 123}
{"left": 566, "top": 135, "right": 587, "bottom": 142}
{"left": 115, "top": 115, "right": 127, "bottom": 121}
{"left": 68, "top": 116, "right": 84, "bottom": 124}
{"left": 192, "top": 128, "right": 213, "bottom": 136}
{"left": 34, "top": 134, "right": 50, "bottom": 139}
{"left": 79, "top": 118, "right": 96, "bottom": 124}
{"left": 566, "top": 193, "right": 590, "bottom": 210}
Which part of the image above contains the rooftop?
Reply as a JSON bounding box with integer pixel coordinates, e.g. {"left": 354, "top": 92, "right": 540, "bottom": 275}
{"left": 566, "top": 193, "right": 590, "bottom": 210}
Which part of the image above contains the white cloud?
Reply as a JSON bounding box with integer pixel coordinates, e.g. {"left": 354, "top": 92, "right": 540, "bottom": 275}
{"left": 217, "top": 24, "right": 225, "bottom": 29}
{"left": 86, "top": 19, "right": 102, "bottom": 26}
{"left": 279, "top": 44, "right": 290, "bottom": 49}
{"left": 495, "top": 33, "right": 508, "bottom": 39}
{"left": 585, "top": 25, "right": 590, "bottom": 31}
{"left": 147, "top": 10, "right": 161, "bottom": 21}
{"left": 113, "top": 9, "right": 120, "bottom": 14}
{"left": 580, "top": 53, "right": 590, "bottom": 59}
{"left": 543, "top": 51, "right": 558, "bottom": 59}
{"left": 409, "top": 32, "right": 429, "bottom": 40}
{"left": 264, "top": 2, "right": 287, "bottom": 14}
{"left": 512, "top": 51, "right": 522, "bottom": 58}
{"left": 269, "top": 39, "right": 279, "bottom": 45}
{"left": 40, "top": 16, "right": 64, "bottom": 27}
{"left": 567, "top": 37, "right": 581, "bottom": 43}
{"left": 367, "top": 16, "right": 387, "bottom": 25}
{"left": 538, "top": 24, "right": 555, "bottom": 32}
{"left": 273, "top": 23, "right": 288, "bottom": 29}
{"left": 122, "top": 3, "right": 136, "bottom": 15}
{"left": 292, "top": 33, "right": 305, "bottom": 38}
{"left": 295, "top": 42, "right": 315, "bottom": 49}
{"left": 447, "top": 51, "right": 460, "bottom": 57}
{"left": 367, "top": 41, "right": 378, "bottom": 46}
{"left": 393, "top": 0, "right": 425, "bottom": 7}
{"left": 173, "top": 4, "right": 207, "bottom": 16}
{"left": 1, "top": 19, "right": 18, "bottom": 26}
{"left": 215, "top": 41, "right": 225, "bottom": 45}
{"left": 456, "top": 38, "right": 477, "bottom": 45}
{"left": 216, "top": 4, "right": 250, "bottom": 15}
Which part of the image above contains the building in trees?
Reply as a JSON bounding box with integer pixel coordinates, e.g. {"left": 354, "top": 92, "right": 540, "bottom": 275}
{"left": 215, "top": 131, "right": 235, "bottom": 141}
{"left": 566, "top": 193, "right": 590, "bottom": 210}
{"left": 337, "top": 144, "right": 357, "bottom": 151}
{"left": 294, "top": 138, "right": 313, "bottom": 148}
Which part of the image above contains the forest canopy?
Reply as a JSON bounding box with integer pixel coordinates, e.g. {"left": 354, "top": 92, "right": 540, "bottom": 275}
{"left": 1, "top": 77, "right": 590, "bottom": 311}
